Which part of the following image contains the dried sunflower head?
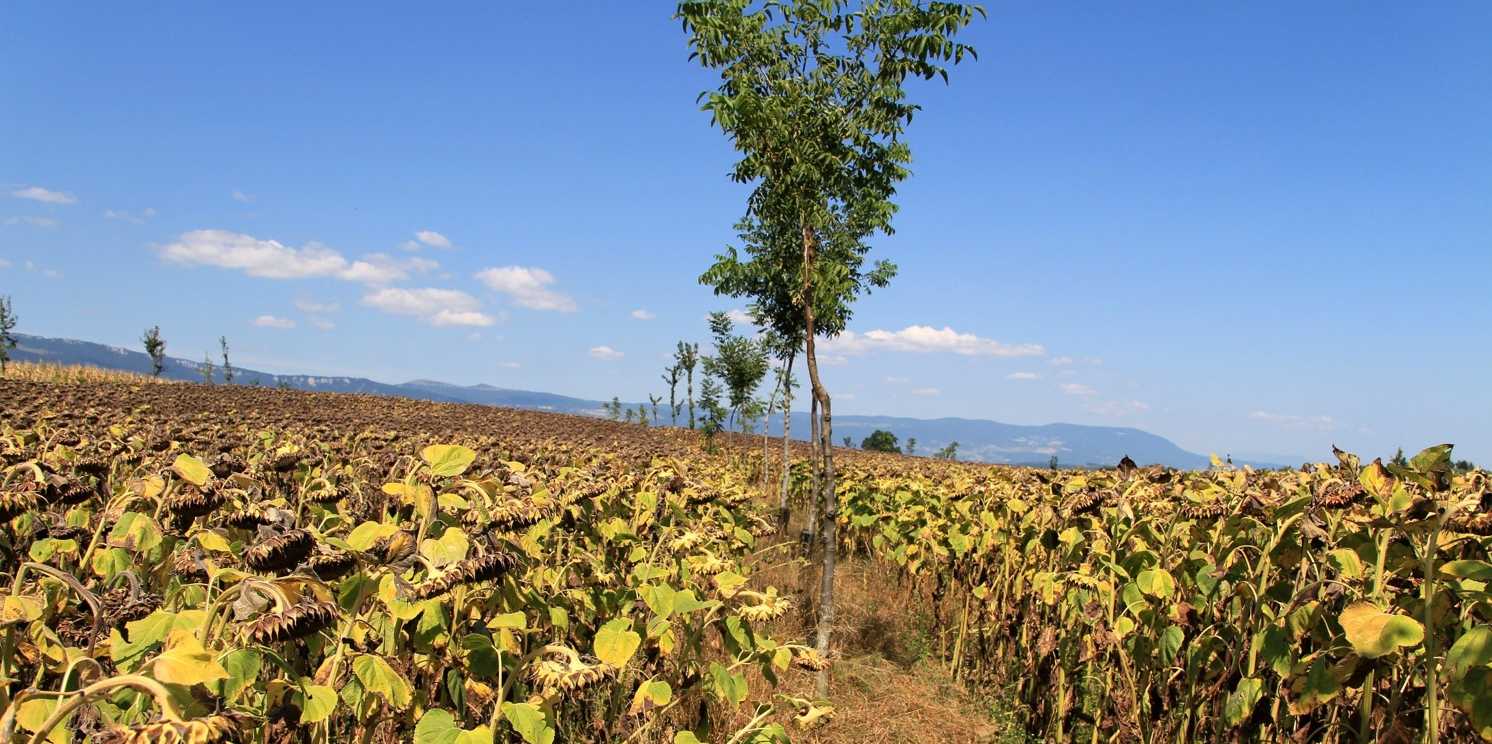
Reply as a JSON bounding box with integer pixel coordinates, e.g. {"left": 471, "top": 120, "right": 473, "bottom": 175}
{"left": 222, "top": 506, "right": 270, "bottom": 530}
{"left": 0, "top": 484, "right": 40, "bottom": 521}
{"left": 736, "top": 589, "right": 791, "bottom": 624}
{"left": 244, "top": 529, "right": 316, "bottom": 573}
{"left": 303, "top": 481, "right": 345, "bottom": 505}
{"left": 528, "top": 647, "right": 612, "bottom": 695}
{"left": 413, "top": 552, "right": 516, "bottom": 599}
{"left": 165, "top": 485, "right": 225, "bottom": 518}
{"left": 210, "top": 453, "right": 247, "bottom": 479}
{"left": 304, "top": 550, "right": 357, "bottom": 581}
{"left": 94, "top": 710, "right": 254, "bottom": 744}
{"left": 244, "top": 599, "right": 339, "bottom": 644}
{"left": 791, "top": 648, "right": 833, "bottom": 672}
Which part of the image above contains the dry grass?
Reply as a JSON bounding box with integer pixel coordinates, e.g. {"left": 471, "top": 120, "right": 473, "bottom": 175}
{"left": 725, "top": 546, "right": 1023, "bottom": 744}
{"left": 2, "top": 361, "right": 175, "bottom": 385}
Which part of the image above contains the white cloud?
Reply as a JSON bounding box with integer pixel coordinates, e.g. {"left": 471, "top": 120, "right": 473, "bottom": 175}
{"left": 0, "top": 258, "right": 10, "bottom": 268}
{"left": 1060, "top": 383, "right": 1098, "bottom": 397}
{"left": 911, "top": 387, "right": 940, "bottom": 397}
{"left": 726, "top": 308, "right": 754, "bottom": 326}
{"left": 103, "top": 208, "right": 156, "bottom": 224}
{"left": 12, "top": 186, "right": 75, "bottom": 205}
{"left": 232, "top": 190, "right": 254, "bottom": 203}
{"left": 3, "top": 216, "right": 59, "bottom": 228}
{"left": 158, "top": 230, "right": 435, "bottom": 284}
{"left": 630, "top": 309, "right": 656, "bottom": 320}
{"left": 474, "top": 266, "right": 577, "bottom": 312}
{"left": 821, "top": 325, "right": 1044, "bottom": 358}
{"left": 1249, "top": 410, "right": 1336, "bottom": 431}
{"left": 361, "top": 287, "right": 495, "bottom": 327}
{"left": 884, "top": 376, "right": 909, "bottom": 384}
{"left": 253, "top": 314, "right": 296, "bottom": 329}
{"left": 309, "top": 318, "right": 336, "bottom": 331}
{"left": 1006, "top": 372, "right": 1040, "bottom": 381}
{"left": 42, "top": 268, "right": 62, "bottom": 279}
{"left": 589, "top": 345, "right": 624, "bottom": 361}
{"left": 496, "top": 361, "right": 521, "bottom": 369}
{"left": 295, "top": 299, "right": 340, "bottom": 314}
{"left": 415, "top": 230, "right": 451, "bottom": 249}
{"left": 1049, "top": 356, "right": 1074, "bottom": 366}
{"left": 1090, "top": 400, "right": 1149, "bottom": 417}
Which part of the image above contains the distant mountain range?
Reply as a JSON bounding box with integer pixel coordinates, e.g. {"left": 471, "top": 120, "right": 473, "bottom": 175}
{"left": 10, "top": 333, "right": 1292, "bottom": 469}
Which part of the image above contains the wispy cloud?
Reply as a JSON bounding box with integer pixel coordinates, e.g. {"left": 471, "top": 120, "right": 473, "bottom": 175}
{"left": 1060, "top": 383, "right": 1098, "bottom": 397}
{"left": 1090, "top": 399, "right": 1149, "bottom": 417}
{"left": 103, "top": 207, "right": 156, "bottom": 224}
{"left": 589, "top": 345, "right": 624, "bottom": 361}
{"left": 362, "top": 287, "right": 495, "bottom": 327}
{"left": 496, "top": 361, "right": 521, "bottom": 369}
{"left": 911, "top": 387, "right": 940, "bottom": 397}
{"left": 12, "top": 186, "right": 75, "bottom": 205}
{"left": 474, "top": 266, "right": 577, "bottom": 312}
{"left": 1249, "top": 410, "right": 1336, "bottom": 431}
{"left": 884, "top": 376, "right": 910, "bottom": 384}
{"left": 253, "top": 315, "right": 296, "bottom": 329}
{"left": 309, "top": 318, "right": 336, "bottom": 331}
{"left": 3, "top": 216, "right": 59, "bottom": 228}
{"left": 416, "top": 230, "right": 451, "bottom": 248}
{"left": 294, "top": 298, "right": 340, "bottom": 314}
{"left": 0, "top": 258, "right": 10, "bottom": 269}
{"left": 821, "top": 325, "right": 1044, "bottom": 358}
{"left": 231, "top": 190, "right": 254, "bottom": 204}
{"left": 630, "top": 309, "right": 656, "bottom": 320}
{"left": 1006, "top": 372, "right": 1040, "bottom": 381}
{"left": 159, "top": 230, "right": 437, "bottom": 284}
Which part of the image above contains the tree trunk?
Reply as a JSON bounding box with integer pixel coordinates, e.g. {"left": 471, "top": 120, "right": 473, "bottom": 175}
{"left": 800, "top": 222, "right": 837, "bottom": 699}
{"left": 687, "top": 369, "right": 695, "bottom": 430}
{"left": 777, "top": 351, "right": 795, "bottom": 533}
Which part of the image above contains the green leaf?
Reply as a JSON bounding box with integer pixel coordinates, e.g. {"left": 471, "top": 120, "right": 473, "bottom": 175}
{"left": 1442, "top": 560, "right": 1492, "bottom": 582}
{"left": 1448, "top": 626, "right": 1492, "bottom": 679}
{"left": 1289, "top": 657, "right": 1341, "bottom": 715}
{"left": 172, "top": 454, "right": 213, "bottom": 486}
{"left": 416, "top": 708, "right": 495, "bottom": 744}
{"left": 422, "top": 445, "right": 477, "bottom": 478}
{"left": 298, "top": 681, "right": 339, "bottom": 723}
{"left": 16, "top": 698, "right": 69, "bottom": 744}
{"left": 216, "top": 648, "right": 262, "bottom": 701}
{"left": 713, "top": 570, "right": 748, "bottom": 598}
{"left": 710, "top": 662, "right": 748, "bottom": 705}
{"left": 91, "top": 547, "right": 132, "bottom": 580}
{"left": 629, "top": 679, "right": 673, "bottom": 715}
{"left": 642, "top": 583, "right": 677, "bottom": 618}
{"left": 501, "top": 702, "right": 555, "bottom": 744}
{"left": 1339, "top": 602, "right": 1424, "bottom": 659}
{"left": 594, "top": 617, "right": 642, "bottom": 669}
{"left": 1327, "top": 548, "right": 1364, "bottom": 579}
{"left": 346, "top": 521, "right": 399, "bottom": 551}
{"left": 152, "top": 630, "right": 229, "bottom": 686}
{"left": 352, "top": 654, "right": 412, "bottom": 709}
{"left": 108, "top": 511, "right": 162, "bottom": 553}
{"left": 1223, "top": 677, "right": 1264, "bottom": 728}
{"left": 420, "top": 528, "right": 470, "bottom": 568}
{"left": 1136, "top": 568, "right": 1175, "bottom": 599}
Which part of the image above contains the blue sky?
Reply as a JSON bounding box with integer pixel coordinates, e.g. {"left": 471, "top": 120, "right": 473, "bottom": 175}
{"left": 3, "top": 3, "right": 1489, "bottom": 463}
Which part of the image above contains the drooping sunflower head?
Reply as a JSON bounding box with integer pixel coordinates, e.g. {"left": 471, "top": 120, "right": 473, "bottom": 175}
{"left": 736, "top": 588, "right": 791, "bottom": 624}
{"left": 528, "top": 646, "right": 613, "bottom": 695}
{"left": 244, "top": 529, "right": 316, "bottom": 573}
{"left": 94, "top": 710, "right": 254, "bottom": 744}
{"left": 413, "top": 552, "right": 516, "bottom": 599}
{"left": 244, "top": 599, "right": 339, "bottom": 645}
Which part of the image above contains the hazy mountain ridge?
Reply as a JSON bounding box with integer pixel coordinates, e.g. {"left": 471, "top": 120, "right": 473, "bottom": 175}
{"left": 10, "top": 333, "right": 1286, "bottom": 469}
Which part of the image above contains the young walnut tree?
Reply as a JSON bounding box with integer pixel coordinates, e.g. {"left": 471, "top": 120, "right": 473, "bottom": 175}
{"left": 680, "top": 0, "right": 982, "bottom": 696}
